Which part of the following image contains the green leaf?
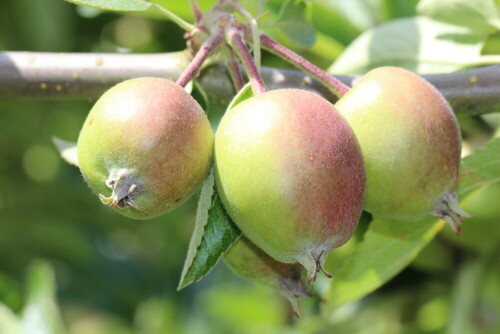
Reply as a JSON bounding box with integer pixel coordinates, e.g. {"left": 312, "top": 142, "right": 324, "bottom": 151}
{"left": 152, "top": 0, "right": 213, "bottom": 21}
{"left": 70, "top": 0, "right": 194, "bottom": 30}
{"left": 0, "top": 303, "right": 21, "bottom": 334}
{"left": 315, "top": 0, "right": 378, "bottom": 31}
{"left": 177, "top": 168, "right": 241, "bottom": 290}
{"left": 458, "top": 137, "right": 500, "bottom": 197}
{"left": 440, "top": 182, "right": 500, "bottom": 253}
{"left": 324, "top": 216, "right": 444, "bottom": 310}
{"left": 177, "top": 84, "right": 254, "bottom": 290}
{"left": 64, "top": 0, "right": 151, "bottom": 11}
{"left": 268, "top": 0, "right": 316, "bottom": 48}
{"left": 417, "top": 0, "right": 500, "bottom": 33}
{"left": 21, "top": 260, "right": 67, "bottom": 334}
{"left": 52, "top": 137, "right": 78, "bottom": 167}
{"left": 329, "top": 16, "right": 485, "bottom": 74}
{"left": 322, "top": 137, "right": 500, "bottom": 312}
{"left": 309, "top": 1, "right": 365, "bottom": 46}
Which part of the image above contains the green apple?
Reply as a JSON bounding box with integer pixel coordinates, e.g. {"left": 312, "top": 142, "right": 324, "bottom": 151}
{"left": 77, "top": 77, "right": 213, "bottom": 219}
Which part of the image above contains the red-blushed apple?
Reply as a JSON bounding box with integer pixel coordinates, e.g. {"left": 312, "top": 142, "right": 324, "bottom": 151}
{"left": 215, "top": 89, "right": 366, "bottom": 282}
{"left": 335, "top": 67, "right": 470, "bottom": 234}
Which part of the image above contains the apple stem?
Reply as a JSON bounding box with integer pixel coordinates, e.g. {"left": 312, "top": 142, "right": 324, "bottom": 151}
{"left": 189, "top": 0, "right": 204, "bottom": 23}
{"left": 260, "top": 33, "right": 350, "bottom": 98}
{"left": 176, "top": 28, "right": 224, "bottom": 88}
{"left": 227, "top": 25, "right": 266, "bottom": 95}
{"left": 226, "top": 48, "right": 245, "bottom": 91}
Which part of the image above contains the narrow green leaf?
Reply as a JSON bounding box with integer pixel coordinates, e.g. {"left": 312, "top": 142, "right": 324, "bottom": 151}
{"left": 64, "top": 0, "right": 151, "bottom": 12}
{"left": 329, "top": 16, "right": 485, "bottom": 74}
{"left": 177, "top": 168, "right": 241, "bottom": 290}
{"left": 177, "top": 85, "right": 253, "bottom": 290}
{"left": 323, "top": 137, "right": 500, "bottom": 312}
{"left": 0, "top": 303, "right": 21, "bottom": 334}
{"left": 52, "top": 137, "right": 79, "bottom": 167}
{"left": 446, "top": 257, "right": 487, "bottom": 334}
{"left": 21, "top": 260, "right": 67, "bottom": 334}
{"left": 227, "top": 83, "right": 253, "bottom": 110}
{"left": 417, "top": 0, "right": 500, "bottom": 33}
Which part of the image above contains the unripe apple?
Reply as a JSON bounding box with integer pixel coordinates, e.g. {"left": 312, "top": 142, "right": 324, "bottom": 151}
{"left": 215, "top": 89, "right": 366, "bottom": 281}
{"left": 223, "top": 236, "right": 310, "bottom": 316}
{"left": 335, "top": 67, "right": 470, "bottom": 233}
{"left": 77, "top": 77, "right": 213, "bottom": 219}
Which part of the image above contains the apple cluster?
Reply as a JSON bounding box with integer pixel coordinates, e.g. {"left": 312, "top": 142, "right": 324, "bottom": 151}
{"left": 217, "top": 67, "right": 468, "bottom": 310}
{"left": 76, "top": 66, "right": 468, "bottom": 313}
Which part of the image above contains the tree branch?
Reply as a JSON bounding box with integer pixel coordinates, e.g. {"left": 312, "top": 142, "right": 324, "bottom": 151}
{"left": 1, "top": 51, "right": 499, "bottom": 116}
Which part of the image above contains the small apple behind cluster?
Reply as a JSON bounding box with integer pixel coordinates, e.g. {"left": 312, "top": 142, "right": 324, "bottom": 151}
{"left": 223, "top": 236, "right": 310, "bottom": 317}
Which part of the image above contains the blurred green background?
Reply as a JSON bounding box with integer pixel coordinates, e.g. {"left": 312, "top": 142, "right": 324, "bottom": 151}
{"left": 1, "top": 0, "right": 500, "bottom": 333}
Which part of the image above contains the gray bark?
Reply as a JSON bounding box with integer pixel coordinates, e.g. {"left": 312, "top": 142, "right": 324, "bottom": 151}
{"left": 1, "top": 51, "right": 499, "bottom": 115}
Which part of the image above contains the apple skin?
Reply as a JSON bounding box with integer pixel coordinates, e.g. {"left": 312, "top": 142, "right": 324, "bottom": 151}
{"left": 223, "top": 236, "right": 310, "bottom": 316}
{"left": 215, "top": 89, "right": 366, "bottom": 281}
{"left": 335, "top": 67, "right": 467, "bottom": 233}
{"left": 77, "top": 77, "right": 213, "bottom": 219}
